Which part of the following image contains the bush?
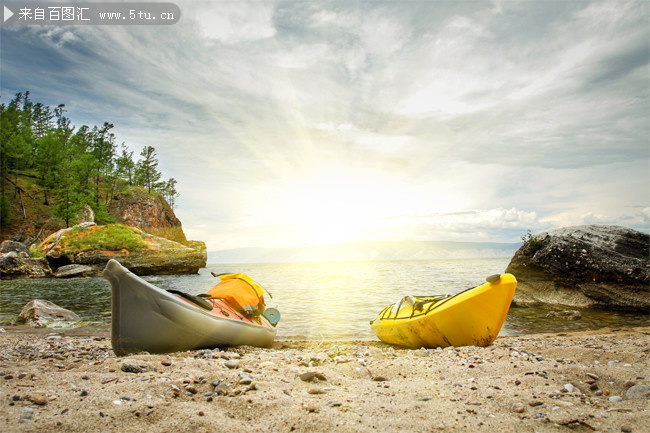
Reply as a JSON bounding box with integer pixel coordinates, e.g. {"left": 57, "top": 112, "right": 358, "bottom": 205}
{"left": 521, "top": 229, "right": 544, "bottom": 257}
{"left": 61, "top": 224, "right": 147, "bottom": 252}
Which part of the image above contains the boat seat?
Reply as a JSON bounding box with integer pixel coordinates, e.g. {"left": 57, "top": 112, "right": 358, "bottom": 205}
{"left": 167, "top": 290, "right": 213, "bottom": 311}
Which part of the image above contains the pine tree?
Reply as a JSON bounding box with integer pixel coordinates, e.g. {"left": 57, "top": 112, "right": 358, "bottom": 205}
{"left": 135, "top": 146, "right": 161, "bottom": 194}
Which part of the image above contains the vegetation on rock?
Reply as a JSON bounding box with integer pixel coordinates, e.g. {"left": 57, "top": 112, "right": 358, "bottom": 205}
{"left": 56, "top": 224, "right": 148, "bottom": 253}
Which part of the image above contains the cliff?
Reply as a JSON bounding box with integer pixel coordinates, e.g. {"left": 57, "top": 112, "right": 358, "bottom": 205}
{"left": 109, "top": 186, "right": 188, "bottom": 244}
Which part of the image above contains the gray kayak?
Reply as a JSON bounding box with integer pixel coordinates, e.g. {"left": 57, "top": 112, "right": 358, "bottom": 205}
{"left": 103, "top": 259, "right": 277, "bottom": 356}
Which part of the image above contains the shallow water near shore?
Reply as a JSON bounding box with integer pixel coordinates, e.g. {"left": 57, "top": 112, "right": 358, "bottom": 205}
{"left": 1, "top": 258, "right": 647, "bottom": 338}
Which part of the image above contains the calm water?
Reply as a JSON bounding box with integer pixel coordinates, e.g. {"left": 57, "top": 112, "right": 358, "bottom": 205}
{"left": 1, "top": 258, "right": 647, "bottom": 339}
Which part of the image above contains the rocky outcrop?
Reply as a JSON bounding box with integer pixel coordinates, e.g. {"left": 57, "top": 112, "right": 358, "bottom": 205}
{"left": 38, "top": 222, "right": 206, "bottom": 276}
{"left": 73, "top": 232, "right": 207, "bottom": 275}
{"left": 109, "top": 187, "right": 187, "bottom": 243}
{"left": 15, "top": 299, "right": 80, "bottom": 327}
{"left": 0, "top": 240, "right": 52, "bottom": 279}
{"left": 506, "top": 225, "right": 649, "bottom": 312}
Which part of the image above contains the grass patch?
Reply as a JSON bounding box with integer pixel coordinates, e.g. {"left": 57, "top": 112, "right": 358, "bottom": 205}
{"left": 61, "top": 224, "right": 147, "bottom": 253}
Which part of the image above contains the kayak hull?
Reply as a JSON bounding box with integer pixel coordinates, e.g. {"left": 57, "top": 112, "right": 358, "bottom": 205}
{"left": 370, "top": 274, "right": 517, "bottom": 349}
{"left": 103, "top": 259, "right": 276, "bottom": 356}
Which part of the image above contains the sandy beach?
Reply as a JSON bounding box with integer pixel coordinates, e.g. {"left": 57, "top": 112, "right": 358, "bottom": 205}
{"left": 1, "top": 326, "right": 648, "bottom": 432}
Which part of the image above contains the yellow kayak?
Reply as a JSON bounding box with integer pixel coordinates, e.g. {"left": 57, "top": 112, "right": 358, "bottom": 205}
{"left": 370, "top": 273, "right": 517, "bottom": 349}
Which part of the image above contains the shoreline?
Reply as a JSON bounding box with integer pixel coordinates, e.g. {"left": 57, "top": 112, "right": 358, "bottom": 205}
{"left": 1, "top": 327, "right": 648, "bottom": 432}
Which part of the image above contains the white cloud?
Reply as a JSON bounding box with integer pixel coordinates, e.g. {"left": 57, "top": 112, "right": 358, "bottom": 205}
{"left": 187, "top": 1, "right": 276, "bottom": 43}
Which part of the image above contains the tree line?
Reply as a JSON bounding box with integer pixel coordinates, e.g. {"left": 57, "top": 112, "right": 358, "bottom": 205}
{"left": 0, "top": 91, "right": 179, "bottom": 228}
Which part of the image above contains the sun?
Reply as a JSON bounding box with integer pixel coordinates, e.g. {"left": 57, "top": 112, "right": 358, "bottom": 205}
{"left": 276, "top": 167, "right": 407, "bottom": 245}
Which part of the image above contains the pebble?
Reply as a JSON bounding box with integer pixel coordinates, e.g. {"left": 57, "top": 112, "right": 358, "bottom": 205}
{"left": 586, "top": 373, "right": 599, "bottom": 380}
{"left": 308, "top": 387, "right": 325, "bottom": 394}
{"left": 625, "top": 385, "right": 650, "bottom": 400}
{"left": 161, "top": 360, "right": 172, "bottom": 366}
{"left": 224, "top": 360, "right": 240, "bottom": 369}
{"left": 239, "top": 378, "right": 253, "bottom": 386}
{"left": 32, "top": 395, "right": 48, "bottom": 405}
{"left": 121, "top": 363, "right": 146, "bottom": 374}
{"left": 529, "top": 400, "right": 543, "bottom": 407}
{"left": 512, "top": 402, "right": 525, "bottom": 413}
{"left": 621, "top": 426, "right": 633, "bottom": 432}
{"left": 563, "top": 384, "right": 575, "bottom": 393}
{"left": 608, "top": 396, "right": 623, "bottom": 402}
{"left": 299, "top": 372, "right": 317, "bottom": 382}
{"left": 18, "top": 407, "right": 34, "bottom": 423}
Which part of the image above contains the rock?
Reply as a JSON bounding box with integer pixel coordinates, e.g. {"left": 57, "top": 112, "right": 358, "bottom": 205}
{"left": 54, "top": 264, "right": 95, "bottom": 278}
{"left": 299, "top": 372, "right": 317, "bottom": 382}
{"left": 39, "top": 222, "right": 206, "bottom": 276}
{"left": 31, "top": 395, "right": 48, "bottom": 405}
{"left": 625, "top": 384, "right": 650, "bottom": 400}
{"left": 0, "top": 240, "right": 31, "bottom": 256}
{"left": 18, "top": 407, "right": 34, "bottom": 423}
{"left": 609, "top": 396, "right": 623, "bottom": 402}
{"left": 121, "top": 363, "right": 146, "bottom": 374}
{"left": 512, "top": 402, "right": 525, "bottom": 413}
{"left": 621, "top": 425, "right": 633, "bottom": 432}
{"left": 507, "top": 225, "right": 649, "bottom": 312}
{"left": 563, "top": 384, "right": 575, "bottom": 393}
{"left": 0, "top": 251, "right": 51, "bottom": 279}
{"left": 545, "top": 310, "right": 582, "bottom": 320}
{"left": 15, "top": 300, "right": 80, "bottom": 327}
{"left": 109, "top": 187, "right": 188, "bottom": 243}
{"left": 224, "top": 360, "right": 239, "bottom": 369}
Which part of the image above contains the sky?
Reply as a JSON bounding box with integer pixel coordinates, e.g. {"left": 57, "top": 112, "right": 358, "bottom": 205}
{"left": 1, "top": 0, "right": 648, "bottom": 251}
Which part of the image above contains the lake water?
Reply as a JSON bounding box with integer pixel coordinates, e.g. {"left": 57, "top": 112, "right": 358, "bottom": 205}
{"left": 1, "top": 258, "right": 647, "bottom": 339}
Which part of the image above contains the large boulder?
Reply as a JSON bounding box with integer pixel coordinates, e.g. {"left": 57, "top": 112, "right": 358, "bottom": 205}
{"left": 506, "top": 225, "right": 649, "bottom": 312}
{"left": 15, "top": 299, "right": 80, "bottom": 327}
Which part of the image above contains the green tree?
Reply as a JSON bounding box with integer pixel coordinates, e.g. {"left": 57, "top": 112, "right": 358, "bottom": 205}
{"left": 135, "top": 146, "right": 161, "bottom": 193}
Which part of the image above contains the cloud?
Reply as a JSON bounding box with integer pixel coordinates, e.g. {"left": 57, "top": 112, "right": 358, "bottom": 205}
{"left": 1, "top": 0, "right": 647, "bottom": 250}
{"left": 185, "top": 0, "right": 276, "bottom": 43}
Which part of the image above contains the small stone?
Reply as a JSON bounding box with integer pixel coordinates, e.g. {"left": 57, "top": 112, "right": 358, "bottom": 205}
{"left": 80, "top": 390, "right": 88, "bottom": 397}
{"left": 161, "top": 360, "right": 172, "bottom": 366}
{"left": 224, "top": 360, "right": 239, "bottom": 369}
{"left": 564, "top": 384, "right": 575, "bottom": 393}
{"left": 299, "top": 372, "right": 317, "bottom": 382}
{"left": 308, "top": 387, "right": 325, "bottom": 395}
{"left": 18, "top": 407, "right": 34, "bottom": 423}
{"left": 186, "top": 386, "right": 198, "bottom": 395}
{"left": 198, "top": 411, "right": 205, "bottom": 416}
{"left": 609, "top": 396, "right": 623, "bottom": 402}
{"left": 529, "top": 399, "right": 543, "bottom": 407}
{"left": 623, "top": 381, "right": 636, "bottom": 389}
{"left": 417, "top": 396, "right": 432, "bottom": 401}
{"left": 589, "top": 383, "right": 599, "bottom": 391}
{"left": 121, "top": 363, "right": 146, "bottom": 374}
{"left": 621, "top": 426, "right": 633, "bottom": 432}
{"left": 372, "top": 376, "right": 388, "bottom": 382}
{"left": 625, "top": 385, "right": 650, "bottom": 400}
{"left": 32, "top": 395, "right": 48, "bottom": 405}
{"left": 586, "top": 373, "right": 599, "bottom": 380}
{"left": 512, "top": 402, "right": 525, "bottom": 413}
{"left": 239, "top": 378, "right": 253, "bottom": 386}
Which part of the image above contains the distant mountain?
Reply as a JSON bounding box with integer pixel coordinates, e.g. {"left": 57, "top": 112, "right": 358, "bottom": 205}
{"left": 208, "top": 240, "right": 521, "bottom": 264}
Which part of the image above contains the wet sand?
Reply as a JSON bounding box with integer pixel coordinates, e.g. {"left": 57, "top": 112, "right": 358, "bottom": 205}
{"left": 1, "top": 326, "right": 648, "bottom": 432}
